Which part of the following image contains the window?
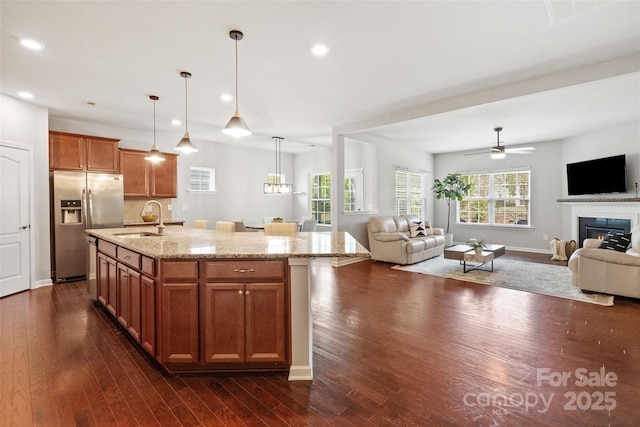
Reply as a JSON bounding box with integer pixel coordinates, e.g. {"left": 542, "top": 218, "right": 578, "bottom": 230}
{"left": 344, "top": 168, "right": 363, "bottom": 212}
{"left": 189, "top": 167, "right": 215, "bottom": 192}
{"left": 311, "top": 173, "right": 331, "bottom": 225}
{"left": 458, "top": 169, "right": 530, "bottom": 226}
{"left": 395, "top": 169, "right": 425, "bottom": 217}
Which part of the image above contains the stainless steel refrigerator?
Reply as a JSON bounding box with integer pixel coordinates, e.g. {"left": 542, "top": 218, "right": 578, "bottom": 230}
{"left": 51, "top": 171, "right": 124, "bottom": 283}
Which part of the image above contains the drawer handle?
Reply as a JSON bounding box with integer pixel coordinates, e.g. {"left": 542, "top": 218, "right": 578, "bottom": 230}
{"left": 124, "top": 255, "right": 131, "bottom": 260}
{"left": 233, "top": 268, "right": 255, "bottom": 273}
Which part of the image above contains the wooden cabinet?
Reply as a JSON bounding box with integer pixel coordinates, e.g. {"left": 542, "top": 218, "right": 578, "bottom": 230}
{"left": 202, "top": 260, "right": 287, "bottom": 365}
{"left": 160, "top": 261, "right": 199, "bottom": 364}
{"left": 202, "top": 282, "right": 285, "bottom": 364}
{"left": 96, "top": 241, "right": 156, "bottom": 356}
{"left": 119, "top": 148, "right": 178, "bottom": 198}
{"left": 97, "top": 252, "right": 117, "bottom": 314}
{"left": 49, "top": 131, "right": 119, "bottom": 172}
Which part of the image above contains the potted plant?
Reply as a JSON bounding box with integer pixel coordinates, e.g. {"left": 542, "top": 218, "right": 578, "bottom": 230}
{"left": 433, "top": 173, "right": 472, "bottom": 245}
{"left": 466, "top": 238, "right": 487, "bottom": 254}
{"left": 272, "top": 217, "right": 283, "bottom": 223}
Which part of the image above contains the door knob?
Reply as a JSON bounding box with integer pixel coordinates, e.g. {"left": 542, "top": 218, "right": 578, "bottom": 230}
{"left": 21, "top": 225, "right": 30, "bottom": 229}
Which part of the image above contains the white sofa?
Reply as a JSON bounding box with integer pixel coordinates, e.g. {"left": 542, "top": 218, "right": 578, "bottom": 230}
{"left": 367, "top": 214, "right": 445, "bottom": 265}
{"left": 568, "top": 232, "right": 640, "bottom": 299}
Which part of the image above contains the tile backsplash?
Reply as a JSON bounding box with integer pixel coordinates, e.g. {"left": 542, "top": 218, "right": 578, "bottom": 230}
{"left": 124, "top": 199, "right": 173, "bottom": 223}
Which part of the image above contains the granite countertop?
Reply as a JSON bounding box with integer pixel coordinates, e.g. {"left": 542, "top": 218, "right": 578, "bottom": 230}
{"left": 124, "top": 220, "right": 185, "bottom": 226}
{"left": 87, "top": 226, "right": 371, "bottom": 260}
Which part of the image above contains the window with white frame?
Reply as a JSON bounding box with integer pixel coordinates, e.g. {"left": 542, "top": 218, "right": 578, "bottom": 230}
{"left": 311, "top": 173, "right": 331, "bottom": 225}
{"left": 395, "top": 169, "right": 426, "bottom": 218}
{"left": 344, "top": 168, "right": 363, "bottom": 212}
{"left": 458, "top": 169, "right": 530, "bottom": 226}
{"left": 189, "top": 167, "right": 215, "bottom": 192}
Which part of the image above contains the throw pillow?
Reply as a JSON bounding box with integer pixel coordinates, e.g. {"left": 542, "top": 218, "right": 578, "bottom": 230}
{"left": 410, "top": 220, "right": 433, "bottom": 237}
{"left": 599, "top": 232, "right": 632, "bottom": 252}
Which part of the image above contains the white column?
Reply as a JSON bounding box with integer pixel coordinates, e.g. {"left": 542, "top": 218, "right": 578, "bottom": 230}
{"left": 287, "top": 257, "right": 313, "bottom": 380}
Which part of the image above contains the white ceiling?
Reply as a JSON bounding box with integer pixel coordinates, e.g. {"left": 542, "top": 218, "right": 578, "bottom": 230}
{"left": 2, "top": 1, "right": 639, "bottom": 154}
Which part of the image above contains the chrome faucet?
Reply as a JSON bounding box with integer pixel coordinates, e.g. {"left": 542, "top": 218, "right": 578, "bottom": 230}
{"left": 140, "top": 200, "right": 165, "bottom": 235}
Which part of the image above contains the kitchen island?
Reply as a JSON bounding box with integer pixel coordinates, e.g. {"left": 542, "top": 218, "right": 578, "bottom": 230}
{"left": 86, "top": 226, "right": 370, "bottom": 381}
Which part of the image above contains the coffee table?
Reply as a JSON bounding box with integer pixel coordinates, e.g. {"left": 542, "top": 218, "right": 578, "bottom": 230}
{"left": 444, "top": 244, "right": 505, "bottom": 273}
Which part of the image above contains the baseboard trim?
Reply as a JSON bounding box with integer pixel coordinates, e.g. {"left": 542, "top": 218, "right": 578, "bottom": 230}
{"left": 331, "top": 257, "right": 370, "bottom": 267}
{"left": 33, "top": 279, "right": 53, "bottom": 289}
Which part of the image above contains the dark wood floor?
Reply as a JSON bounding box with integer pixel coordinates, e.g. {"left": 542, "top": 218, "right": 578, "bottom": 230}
{"left": 2, "top": 252, "right": 639, "bottom": 426}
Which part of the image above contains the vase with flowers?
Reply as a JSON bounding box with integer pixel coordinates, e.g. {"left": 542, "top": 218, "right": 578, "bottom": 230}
{"left": 466, "top": 238, "right": 487, "bottom": 254}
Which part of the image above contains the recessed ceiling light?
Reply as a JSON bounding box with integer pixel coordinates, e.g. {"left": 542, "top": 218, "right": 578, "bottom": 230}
{"left": 311, "top": 44, "right": 329, "bottom": 56}
{"left": 20, "top": 39, "right": 44, "bottom": 50}
{"left": 171, "top": 119, "right": 181, "bottom": 126}
{"left": 17, "top": 91, "right": 34, "bottom": 99}
{"left": 220, "top": 94, "right": 233, "bottom": 102}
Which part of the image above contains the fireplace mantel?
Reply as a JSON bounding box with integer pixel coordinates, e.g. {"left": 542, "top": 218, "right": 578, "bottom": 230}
{"left": 559, "top": 198, "right": 640, "bottom": 242}
{"left": 557, "top": 197, "right": 640, "bottom": 203}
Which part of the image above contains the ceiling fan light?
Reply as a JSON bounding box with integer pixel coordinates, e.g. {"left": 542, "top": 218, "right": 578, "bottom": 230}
{"left": 222, "top": 109, "right": 252, "bottom": 136}
{"left": 491, "top": 151, "right": 506, "bottom": 159}
{"left": 175, "top": 131, "right": 198, "bottom": 153}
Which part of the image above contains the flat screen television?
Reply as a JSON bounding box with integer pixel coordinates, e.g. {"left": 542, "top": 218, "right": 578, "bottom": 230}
{"left": 566, "top": 154, "right": 627, "bottom": 196}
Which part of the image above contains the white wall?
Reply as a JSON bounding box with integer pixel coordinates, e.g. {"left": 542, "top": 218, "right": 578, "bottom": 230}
{"left": 0, "top": 94, "right": 51, "bottom": 286}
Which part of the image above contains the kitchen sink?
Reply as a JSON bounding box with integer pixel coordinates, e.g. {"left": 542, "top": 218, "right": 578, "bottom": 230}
{"left": 114, "top": 231, "right": 162, "bottom": 238}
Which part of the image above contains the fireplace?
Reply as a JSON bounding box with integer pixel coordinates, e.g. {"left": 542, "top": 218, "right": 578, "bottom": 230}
{"left": 578, "top": 217, "right": 631, "bottom": 247}
{"left": 563, "top": 199, "right": 639, "bottom": 247}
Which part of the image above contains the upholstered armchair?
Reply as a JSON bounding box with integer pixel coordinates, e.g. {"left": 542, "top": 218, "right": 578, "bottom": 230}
{"left": 568, "top": 231, "right": 640, "bottom": 299}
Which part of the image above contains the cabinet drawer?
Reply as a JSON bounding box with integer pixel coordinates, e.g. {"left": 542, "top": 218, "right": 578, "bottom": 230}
{"left": 141, "top": 256, "right": 156, "bottom": 276}
{"left": 117, "top": 247, "right": 141, "bottom": 270}
{"left": 162, "top": 261, "right": 199, "bottom": 281}
{"left": 98, "top": 240, "right": 117, "bottom": 258}
{"left": 206, "top": 260, "right": 285, "bottom": 281}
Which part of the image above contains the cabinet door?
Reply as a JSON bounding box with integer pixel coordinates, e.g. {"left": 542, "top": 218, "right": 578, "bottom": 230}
{"left": 140, "top": 275, "right": 156, "bottom": 355}
{"left": 150, "top": 153, "right": 177, "bottom": 198}
{"left": 127, "top": 268, "right": 142, "bottom": 343}
{"left": 160, "top": 282, "right": 199, "bottom": 363}
{"left": 116, "top": 263, "right": 130, "bottom": 328}
{"left": 97, "top": 252, "right": 110, "bottom": 307}
{"left": 86, "top": 137, "right": 119, "bottom": 173}
{"left": 106, "top": 256, "right": 118, "bottom": 317}
{"left": 245, "top": 283, "right": 286, "bottom": 363}
{"left": 202, "top": 283, "right": 245, "bottom": 363}
{"left": 120, "top": 149, "right": 149, "bottom": 198}
{"left": 49, "top": 132, "right": 85, "bottom": 170}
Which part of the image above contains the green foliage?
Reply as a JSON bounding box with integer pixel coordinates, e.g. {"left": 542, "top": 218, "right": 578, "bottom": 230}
{"left": 432, "top": 173, "right": 473, "bottom": 233}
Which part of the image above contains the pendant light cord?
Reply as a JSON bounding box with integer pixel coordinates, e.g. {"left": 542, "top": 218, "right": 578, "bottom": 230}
{"left": 184, "top": 75, "right": 189, "bottom": 132}
{"left": 234, "top": 37, "right": 239, "bottom": 111}
{"left": 153, "top": 98, "right": 156, "bottom": 144}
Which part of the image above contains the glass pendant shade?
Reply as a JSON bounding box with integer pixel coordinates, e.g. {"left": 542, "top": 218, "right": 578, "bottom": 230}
{"left": 175, "top": 131, "right": 198, "bottom": 153}
{"left": 223, "top": 30, "right": 251, "bottom": 137}
{"left": 145, "top": 95, "right": 165, "bottom": 163}
{"left": 145, "top": 144, "right": 165, "bottom": 162}
{"left": 175, "top": 71, "right": 198, "bottom": 153}
{"left": 222, "top": 109, "right": 251, "bottom": 136}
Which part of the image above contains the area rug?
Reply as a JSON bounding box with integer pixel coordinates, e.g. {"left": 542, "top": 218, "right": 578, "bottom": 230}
{"left": 392, "top": 256, "right": 614, "bottom": 306}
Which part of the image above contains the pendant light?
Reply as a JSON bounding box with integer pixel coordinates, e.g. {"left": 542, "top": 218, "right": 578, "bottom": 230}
{"left": 263, "top": 136, "right": 292, "bottom": 194}
{"left": 222, "top": 30, "right": 251, "bottom": 137}
{"left": 175, "top": 71, "right": 198, "bottom": 152}
{"left": 144, "top": 95, "right": 166, "bottom": 163}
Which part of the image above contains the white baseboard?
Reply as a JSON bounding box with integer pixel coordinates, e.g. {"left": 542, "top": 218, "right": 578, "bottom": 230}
{"left": 33, "top": 279, "right": 53, "bottom": 289}
{"left": 331, "top": 256, "right": 370, "bottom": 267}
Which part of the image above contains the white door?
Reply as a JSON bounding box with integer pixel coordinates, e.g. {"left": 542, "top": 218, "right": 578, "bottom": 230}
{"left": 0, "top": 144, "right": 31, "bottom": 297}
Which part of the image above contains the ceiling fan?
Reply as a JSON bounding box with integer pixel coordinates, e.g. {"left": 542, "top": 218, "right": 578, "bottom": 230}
{"left": 466, "top": 127, "right": 536, "bottom": 159}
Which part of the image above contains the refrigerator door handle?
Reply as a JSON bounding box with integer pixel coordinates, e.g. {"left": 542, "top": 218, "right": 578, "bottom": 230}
{"left": 86, "top": 188, "right": 93, "bottom": 229}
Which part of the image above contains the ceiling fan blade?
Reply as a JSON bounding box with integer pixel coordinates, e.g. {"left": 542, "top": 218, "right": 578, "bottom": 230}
{"left": 505, "top": 147, "right": 536, "bottom": 154}
{"left": 463, "top": 151, "right": 489, "bottom": 159}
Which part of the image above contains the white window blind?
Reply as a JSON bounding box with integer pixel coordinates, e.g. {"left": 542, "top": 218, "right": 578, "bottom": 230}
{"left": 395, "top": 169, "right": 425, "bottom": 217}
{"left": 189, "top": 167, "right": 215, "bottom": 192}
